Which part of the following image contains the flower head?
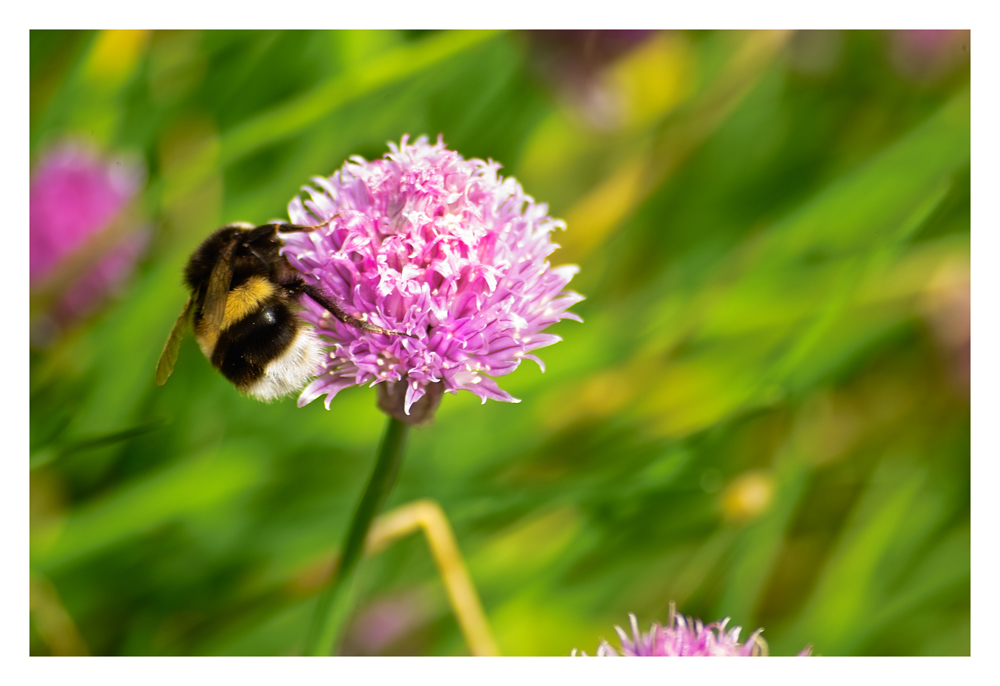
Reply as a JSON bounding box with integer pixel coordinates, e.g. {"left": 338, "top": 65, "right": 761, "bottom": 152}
{"left": 29, "top": 140, "right": 148, "bottom": 338}
{"left": 282, "top": 135, "right": 582, "bottom": 417}
{"left": 574, "top": 604, "right": 812, "bottom": 656}
{"left": 30, "top": 140, "right": 144, "bottom": 283}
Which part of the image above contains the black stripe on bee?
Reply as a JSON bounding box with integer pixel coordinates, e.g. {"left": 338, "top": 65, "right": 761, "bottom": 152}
{"left": 211, "top": 297, "right": 299, "bottom": 389}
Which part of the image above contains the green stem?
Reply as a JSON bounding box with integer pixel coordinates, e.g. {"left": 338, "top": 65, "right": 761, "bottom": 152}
{"left": 304, "top": 416, "right": 409, "bottom": 656}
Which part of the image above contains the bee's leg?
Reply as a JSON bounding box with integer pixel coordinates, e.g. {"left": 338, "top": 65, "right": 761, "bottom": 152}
{"left": 271, "top": 214, "right": 339, "bottom": 234}
{"left": 291, "top": 281, "right": 415, "bottom": 338}
{"left": 243, "top": 217, "right": 340, "bottom": 263}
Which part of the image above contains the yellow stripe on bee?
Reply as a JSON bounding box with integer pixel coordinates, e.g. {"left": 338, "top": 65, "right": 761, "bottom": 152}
{"left": 222, "top": 276, "right": 277, "bottom": 330}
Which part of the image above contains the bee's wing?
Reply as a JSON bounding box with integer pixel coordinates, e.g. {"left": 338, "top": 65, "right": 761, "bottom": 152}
{"left": 155, "top": 296, "right": 193, "bottom": 386}
{"left": 202, "top": 238, "right": 237, "bottom": 337}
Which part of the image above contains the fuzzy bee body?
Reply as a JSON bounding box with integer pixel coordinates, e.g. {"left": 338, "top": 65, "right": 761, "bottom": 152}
{"left": 156, "top": 221, "right": 410, "bottom": 401}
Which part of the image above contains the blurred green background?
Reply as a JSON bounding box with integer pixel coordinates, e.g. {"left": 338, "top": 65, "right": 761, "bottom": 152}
{"left": 29, "top": 30, "right": 970, "bottom": 656}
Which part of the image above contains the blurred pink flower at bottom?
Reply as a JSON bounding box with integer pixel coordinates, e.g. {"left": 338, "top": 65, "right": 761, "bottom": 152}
{"left": 574, "top": 606, "right": 812, "bottom": 656}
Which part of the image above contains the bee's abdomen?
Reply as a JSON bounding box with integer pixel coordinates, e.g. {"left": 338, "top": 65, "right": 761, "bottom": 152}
{"left": 212, "top": 302, "right": 298, "bottom": 388}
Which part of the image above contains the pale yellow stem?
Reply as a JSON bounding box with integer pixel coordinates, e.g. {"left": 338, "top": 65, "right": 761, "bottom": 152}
{"left": 365, "top": 499, "right": 500, "bottom": 656}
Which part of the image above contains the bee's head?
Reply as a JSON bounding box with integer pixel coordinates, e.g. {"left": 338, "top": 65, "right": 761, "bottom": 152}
{"left": 183, "top": 225, "right": 245, "bottom": 290}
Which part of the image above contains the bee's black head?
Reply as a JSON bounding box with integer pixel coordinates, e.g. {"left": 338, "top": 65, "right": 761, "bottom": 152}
{"left": 183, "top": 225, "right": 245, "bottom": 291}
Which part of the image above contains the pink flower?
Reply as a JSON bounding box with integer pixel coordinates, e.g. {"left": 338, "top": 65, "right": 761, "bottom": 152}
{"left": 889, "top": 30, "right": 969, "bottom": 82}
{"left": 282, "top": 135, "right": 582, "bottom": 416}
{"left": 30, "top": 141, "right": 144, "bottom": 282}
{"left": 29, "top": 140, "right": 148, "bottom": 329}
{"left": 574, "top": 606, "right": 813, "bottom": 656}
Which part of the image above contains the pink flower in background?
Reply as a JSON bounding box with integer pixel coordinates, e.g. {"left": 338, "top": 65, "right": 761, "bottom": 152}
{"left": 889, "top": 30, "right": 969, "bottom": 83}
{"left": 526, "top": 30, "right": 655, "bottom": 131}
{"left": 283, "top": 135, "right": 582, "bottom": 416}
{"left": 30, "top": 141, "right": 144, "bottom": 282}
{"left": 527, "top": 30, "right": 654, "bottom": 89}
{"left": 30, "top": 140, "right": 148, "bottom": 327}
{"left": 574, "top": 606, "right": 812, "bottom": 656}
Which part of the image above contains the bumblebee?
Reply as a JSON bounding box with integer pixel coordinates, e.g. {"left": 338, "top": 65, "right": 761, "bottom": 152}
{"left": 155, "top": 220, "right": 410, "bottom": 401}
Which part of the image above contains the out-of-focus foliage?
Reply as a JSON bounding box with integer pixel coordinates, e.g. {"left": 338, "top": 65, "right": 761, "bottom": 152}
{"left": 29, "top": 30, "right": 970, "bottom": 656}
